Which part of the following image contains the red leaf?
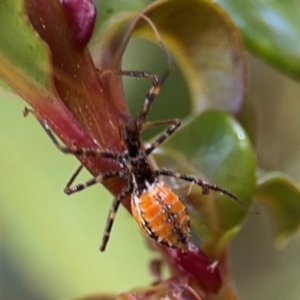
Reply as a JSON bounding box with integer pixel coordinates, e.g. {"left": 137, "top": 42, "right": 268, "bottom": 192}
{"left": 163, "top": 243, "right": 222, "bottom": 294}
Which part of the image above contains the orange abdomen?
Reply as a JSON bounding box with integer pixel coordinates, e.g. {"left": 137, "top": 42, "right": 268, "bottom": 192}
{"left": 131, "top": 181, "right": 190, "bottom": 250}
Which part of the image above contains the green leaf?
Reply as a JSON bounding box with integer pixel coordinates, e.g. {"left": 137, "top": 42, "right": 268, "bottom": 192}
{"left": 256, "top": 172, "right": 300, "bottom": 246}
{"left": 0, "top": 0, "right": 53, "bottom": 96}
{"left": 130, "top": 0, "right": 247, "bottom": 114}
{"left": 92, "top": 0, "right": 151, "bottom": 43}
{"left": 216, "top": 0, "right": 300, "bottom": 81}
{"left": 153, "top": 110, "right": 256, "bottom": 255}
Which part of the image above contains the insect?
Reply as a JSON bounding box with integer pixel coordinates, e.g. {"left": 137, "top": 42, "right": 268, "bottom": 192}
{"left": 24, "top": 22, "right": 246, "bottom": 252}
{"left": 24, "top": 60, "right": 246, "bottom": 252}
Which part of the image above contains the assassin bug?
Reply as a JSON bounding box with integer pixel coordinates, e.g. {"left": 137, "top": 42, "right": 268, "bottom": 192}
{"left": 24, "top": 71, "right": 245, "bottom": 251}
{"left": 24, "top": 18, "right": 246, "bottom": 252}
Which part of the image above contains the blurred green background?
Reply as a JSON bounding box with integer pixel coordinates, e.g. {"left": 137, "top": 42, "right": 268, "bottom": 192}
{"left": 231, "top": 55, "right": 300, "bottom": 299}
{"left": 1, "top": 11, "right": 300, "bottom": 300}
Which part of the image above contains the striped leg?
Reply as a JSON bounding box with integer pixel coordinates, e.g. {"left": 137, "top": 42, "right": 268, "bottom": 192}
{"left": 64, "top": 169, "right": 128, "bottom": 195}
{"left": 144, "top": 119, "right": 181, "bottom": 155}
{"left": 98, "top": 69, "right": 159, "bottom": 81}
{"left": 136, "top": 63, "right": 173, "bottom": 128}
{"left": 119, "top": 13, "right": 173, "bottom": 128}
{"left": 98, "top": 27, "right": 173, "bottom": 129}
{"left": 24, "top": 108, "right": 123, "bottom": 162}
{"left": 155, "top": 169, "right": 247, "bottom": 211}
{"left": 100, "top": 181, "right": 133, "bottom": 251}
{"left": 98, "top": 68, "right": 171, "bottom": 129}
{"left": 62, "top": 163, "right": 132, "bottom": 251}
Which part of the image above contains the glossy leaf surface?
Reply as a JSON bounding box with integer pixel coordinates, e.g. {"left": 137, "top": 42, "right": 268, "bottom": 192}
{"left": 217, "top": 0, "right": 300, "bottom": 81}
{"left": 130, "top": 0, "right": 247, "bottom": 114}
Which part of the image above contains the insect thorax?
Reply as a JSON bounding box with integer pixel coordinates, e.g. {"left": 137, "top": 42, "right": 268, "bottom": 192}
{"left": 129, "top": 154, "right": 156, "bottom": 193}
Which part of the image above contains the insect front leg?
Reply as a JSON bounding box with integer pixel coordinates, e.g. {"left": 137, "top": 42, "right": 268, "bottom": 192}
{"left": 144, "top": 118, "right": 181, "bottom": 155}
{"left": 23, "top": 107, "right": 123, "bottom": 161}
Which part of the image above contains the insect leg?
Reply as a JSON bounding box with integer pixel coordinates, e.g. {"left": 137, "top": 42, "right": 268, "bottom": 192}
{"left": 144, "top": 118, "right": 181, "bottom": 155}
{"left": 136, "top": 65, "right": 172, "bottom": 128}
{"left": 100, "top": 181, "right": 133, "bottom": 251}
{"left": 155, "top": 169, "right": 247, "bottom": 211}
{"left": 23, "top": 107, "right": 123, "bottom": 162}
{"left": 98, "top": 68, "right": 164, "bottom": 128}
{"left": 64, "top": 170, "right": 128, "bottom": 195}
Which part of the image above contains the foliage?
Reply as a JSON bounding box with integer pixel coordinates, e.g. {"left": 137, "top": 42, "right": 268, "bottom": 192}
{"left": 0, "top": 0, "right": 300, "bottom": 299}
